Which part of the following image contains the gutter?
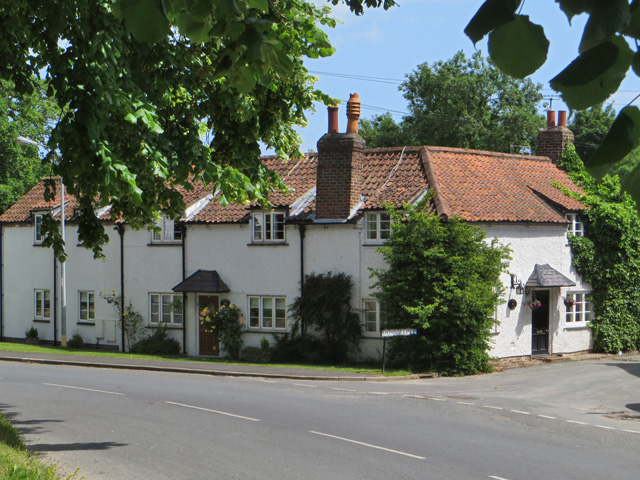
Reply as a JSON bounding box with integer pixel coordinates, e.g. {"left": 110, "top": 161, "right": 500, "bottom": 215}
{"left": 53, "top": 249, "right": 58, "bottom": 345}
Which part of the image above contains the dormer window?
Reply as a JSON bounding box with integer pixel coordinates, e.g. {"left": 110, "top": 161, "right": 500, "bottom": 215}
{"left": 252, "top": 211, "right": 285, "bottom": 244}
{"left": 364, "top": 211, "right": 391, "bottom": 244}
{"left": 151, "top": 215, "right": 182, "bottom": 243}
{"left": 34, "top": 214, "right": 44, "bottom": 245}
{"left": 566, "top": 213, "right": 583, "bottom": 238}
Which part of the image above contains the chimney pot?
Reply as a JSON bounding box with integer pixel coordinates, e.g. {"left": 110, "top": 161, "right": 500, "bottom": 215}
{"left": 346, "top": 93, "right": 361, "bottom": 134}
{"left": 558, "top": 110, "right": 567, "bottom": 127}
{"left": 328, "top": 105, "right": 339, "bottom": 134}
{"left": 546, "top": 110, "right": 556, "bottom": 128}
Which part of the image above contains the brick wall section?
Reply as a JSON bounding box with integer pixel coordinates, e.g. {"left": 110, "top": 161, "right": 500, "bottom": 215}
{"left": 537, "top": 126, "right": 574, "bottom": 163}
{"left": 316, "top": 132, "right": 365, "bottom": 219}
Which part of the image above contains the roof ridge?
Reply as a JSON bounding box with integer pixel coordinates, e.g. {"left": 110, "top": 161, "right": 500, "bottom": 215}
{"left": 425, "top": 146, "right": 551, "bottom": 162}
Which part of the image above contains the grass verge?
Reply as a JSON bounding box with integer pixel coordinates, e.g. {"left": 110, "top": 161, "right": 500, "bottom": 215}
{"left": 0, "top": 342, "right": 412, "bottom": 376}
{"left": 0, "top": 413, "right": 75, "bottom": 480}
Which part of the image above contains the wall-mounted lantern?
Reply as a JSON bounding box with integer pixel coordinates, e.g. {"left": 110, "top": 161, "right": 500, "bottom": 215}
{"left": 510, "top": 274, "right": 525, "bottom": 295}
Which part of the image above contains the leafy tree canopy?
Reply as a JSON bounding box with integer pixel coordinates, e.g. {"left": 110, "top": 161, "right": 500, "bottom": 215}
{"left": 467, "top": 0, "right": 640, "bottom": 205}
{"left": 372, "top": 202, "right": 510, "bottom": 376}
{"left": 0, "top": 78, "right": 59, "bottom": 213}
{"left": 359, "top": 51, "right": 544, "bottom": 153}
{"left": 0, "top": 0, "right": 391, "bottom": 258}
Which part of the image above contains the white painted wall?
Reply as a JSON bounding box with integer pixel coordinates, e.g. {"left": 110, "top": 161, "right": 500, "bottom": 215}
{"left": 1, "top": 223, "right": 120, "bottom": 347}
{"left": 482, "top": 223, "right": 592, "bottom": 358}
{"left": 2, "top": 216, "right": 592, "bottom": 361}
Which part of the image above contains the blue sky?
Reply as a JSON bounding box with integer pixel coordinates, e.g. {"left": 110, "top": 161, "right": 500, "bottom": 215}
{"left": 294, "top": 0, "right": 640, "bottom": 152}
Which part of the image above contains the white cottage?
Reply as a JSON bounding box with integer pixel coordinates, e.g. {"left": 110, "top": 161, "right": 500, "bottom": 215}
{"left": 0, "top": 96, "right": 591, "bottom": 359}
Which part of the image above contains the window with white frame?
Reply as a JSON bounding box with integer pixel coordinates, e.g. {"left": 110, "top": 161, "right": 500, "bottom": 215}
{"left": 152, "top": 215, "right": 182, "bottom": 243}
{"left": 565, "top": 292, "right": 592, "bottom": 323}
{"left": 364, "top": 211, "right": 391, "bottom": 243}
{"left": 79, "top": 291, "right": 95, "bottom": 322}
{"left": 248, "top": 296, "right": 286, "bottom": 330}
{"left": 362, "top": 299, "right": 381, "bottom": 334}
{"left": 34, "top": 289, "right": 51, "bottom": 320}
{"left": 566, "top": 213, "right": 584, "bottom": 238}
{"left": 149, "top": 293, "right": 183, "bottom": 325}
{"left": 252, "top": 212, "right": 286, "bottom": 243}
{"left": 34, "top": 214, "right": 44, "bottom": 244}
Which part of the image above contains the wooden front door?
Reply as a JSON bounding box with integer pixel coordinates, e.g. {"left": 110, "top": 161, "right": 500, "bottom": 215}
{"left": 198, "top": 295, "right": 220, "bottom": 356}
{"left": 531, "top": 290, "right": 550, "bottom": 356}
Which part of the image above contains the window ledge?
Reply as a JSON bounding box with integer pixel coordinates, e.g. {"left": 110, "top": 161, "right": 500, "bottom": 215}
{"left": 362, "top": 242, "right": 387, "bottom": 247}
{"left": 564, "top": 322, "right": 591, "bottom": 329}
{"left": 247, "top": 242, "right": 289, "bottom": 247}
{"left": 147, "top": 324, "right": 184, "bottom": 330}
{"left": 33, "top": 319, "right": 51, "bottom": 323}
{"left": 147, "top": 242, "right": 183, "bottom": 247}
{"left": 77, "top": 321, "right": 96, "bottom": 326}
{"left": 246, "top": 328, "right": 287, "bottom": 333}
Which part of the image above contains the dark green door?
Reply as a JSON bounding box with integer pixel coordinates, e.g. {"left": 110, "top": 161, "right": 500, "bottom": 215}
{"left": 531, "top": 290, "right": 550, "bottom": 355}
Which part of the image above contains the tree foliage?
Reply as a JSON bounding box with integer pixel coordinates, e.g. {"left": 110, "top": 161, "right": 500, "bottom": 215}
{"left": 0, "top": 0, "right": 389, "bottom": 258}
{"left": 467, "top": 1, "right": 640, "bottom": 205}
{"left": 372, "top": 203, "right": 510, "bottom": 376}
{"left": 359, "top": 51, "right": 544, "bottom": 153}
{"left": 557, "top": 145, "right": 640, "bottom": 353}
{"left": 288, "top": 272, "right": 361, "bottom": 364}
{"left": 0, "top": 78, "right": 59, "bottom": 213}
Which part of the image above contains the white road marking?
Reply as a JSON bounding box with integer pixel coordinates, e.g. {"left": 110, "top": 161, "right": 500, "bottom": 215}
{"left": 292, "top": 383, "right": 318, "bottom": 388}
{"left": 483, "top": 405, "right": 503, "bottom": 410}
{"left": 368, "top": 392, "right": 390, "bottom": 395}
{"left": 593, "top": 425, "right": 616, "bottom": 430}
{"left": 538, "top": 414, "right": 556, "bottom": 419}
{"left": 309, "top": 431, "right": 426, "bottom": 460}
{"left": 458, "top": 402, "right": 475, "bottom": 406}
{"left": 429, "top": 397, "right": 446, "bottom": 401}
{"left": 165, "top": 401, "right": 260, "bottom": 422}
{"left": 43, "top": 383, "right": 124, "bottom": 396}
{"left": 510, "top": 410, "right": 531, "bottom": 415}
{"left": 332, "top": 388, "right": 357, "bottom": 392}
{"left": 258, "top": 379, "right": 277, "bottom": 383}
{"left": 566, "top": 420, "right": 588, "bottom": 425}
{"left": 621, "top": 429, "right": 640, "bottom": 434}
{"left": 489, "top": 476, "right": 511, "bottom": 480}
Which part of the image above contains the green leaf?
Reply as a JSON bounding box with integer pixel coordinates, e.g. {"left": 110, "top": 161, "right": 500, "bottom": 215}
{"left": 579, "top": 0, "right": 630, "bottom": 53}
{"left": 555, "top": 0, "right": 594, "bottom": 22}
{"left": 245, "top": 0, "right": 269, "bottom": 12}
{"left": 632, "top": 50, "right": 640, "bottom": 76}
{"left": 124, "top": 112, "right": 137, "bottom": 124}
{"left": 622, "top": 0, "right": 640, "bottom": 38}
{"left": 488, "top": 15, "right": 549, "bottom": 78}
{"left": 550, "top": 36, "right": 633, "bottom": 110}
{"left": 620, "top": 159, "right": 640, "bottom": 207}
{"left": 464, "top": 0, "right": 521, "bottom": 45}
{"left": 175, "top": 13, "right": 211, "bottom": 43}
{"left": 117, "top": 0, "right": 170, "bottom": 43}
{"left": 588, "top": 106, "right": 640, "bottom": 180}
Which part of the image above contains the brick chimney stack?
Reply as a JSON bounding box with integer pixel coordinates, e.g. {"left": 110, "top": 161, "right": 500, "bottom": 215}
{"left": 537, "top": 110, "right": 574, "bottom": 163}
{"left": 316, "top": 93, "right": 365, "bottom": 220}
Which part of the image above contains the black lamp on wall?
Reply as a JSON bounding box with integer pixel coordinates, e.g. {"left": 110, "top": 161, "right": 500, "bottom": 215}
{"left": 510, "top": 274, "right": 525, "bottom": 295}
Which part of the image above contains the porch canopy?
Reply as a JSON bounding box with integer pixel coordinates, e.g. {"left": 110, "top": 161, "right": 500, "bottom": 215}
{"left": 172, "top": 269, "right": 230, "bottom": 293}
{"left": 526, "top": 264, "right": 575, "bottom": 289}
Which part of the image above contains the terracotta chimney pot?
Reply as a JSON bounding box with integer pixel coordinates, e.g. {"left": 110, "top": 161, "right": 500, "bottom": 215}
{"left": 328, "top": 105, "right": 339, "bottom": 133}
{"left": 546, "top": 110, "right": 556, "bottom": 128}
{"left": 558, "top": 110, "right": 567, "bottom": 127}
{"left": 346, "top": 93, "right": 361, "bottom": 134}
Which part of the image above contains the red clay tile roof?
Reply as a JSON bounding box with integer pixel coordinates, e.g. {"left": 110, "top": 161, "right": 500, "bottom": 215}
{"left": 424, "top": 147, "right": 584, "bottom": 223}
{"left": 0, "top": 142, "right": 585, "bottom": 225}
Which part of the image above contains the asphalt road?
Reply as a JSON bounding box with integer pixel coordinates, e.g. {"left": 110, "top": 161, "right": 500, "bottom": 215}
{"left": 2, "top": 358, "right": 640, "bottom": 479}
